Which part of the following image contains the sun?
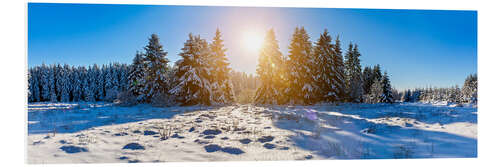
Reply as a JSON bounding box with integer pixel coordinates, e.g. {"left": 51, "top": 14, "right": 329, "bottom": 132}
{"left": 242, "top": 30, "right": 265, "bottom": 53}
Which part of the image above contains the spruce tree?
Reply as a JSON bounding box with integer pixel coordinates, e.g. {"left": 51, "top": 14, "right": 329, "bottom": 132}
{"left": 286, "top": 27, "right": 317, "bottom": 104}
{"left": 40, "top": 63, "right": 50, "bottom": 101}
{"left": 381, "top": 71, "right": 394, "bottom": 103}
{"left": 209, "top": 29, "right": 235, "bottom": 104}
{"left": 85, "top": 65, "right": 96, "bottom": 102}
{"left": 369, "top": 78, "right": 383, "bottom": 103}
{"left": 170, "top": 34, "right": 212, "bottom": 105}
{"left": 344, "top": 43, "right": 364, "bottom": 102}
{"left": 143, "top": 34, "right": 170, "bottom": 102}
{"left": 255, "top": 29, "right": 285, "bottom": 105}
{"left": 28, "top": 68, "right": 35, "bottom": 102}
{"left": 333, "top": 36, "right": 346, "bottom": 101}
{"left": 60, "top": 64, "right": 71, "bottom": 102}
{"left": 312, "top": 29, "right": 338, "bottom": 102}
{"left": 362, "top": 66, "right": 373, "bottom": 99}
{"left": 128, "top": 51, "right": 146, "bottom": 101}
{"left": 48, "top": 64, "right": 58, "bottom": 102}
{"left": 461, "top": 73, "right": 477, "bottom": 103}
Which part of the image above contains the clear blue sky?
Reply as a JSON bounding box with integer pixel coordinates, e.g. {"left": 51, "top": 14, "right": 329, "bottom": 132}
{"left": 28, "top": 3, "right": 477, "bottom": 90}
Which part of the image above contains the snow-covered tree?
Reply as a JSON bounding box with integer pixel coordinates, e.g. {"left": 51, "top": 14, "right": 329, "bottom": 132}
{"left": 59, "top": 64, "right": 71, "bottom": 102}
{"left": 332, "top": 36, "right": 346, "bottom": 101}
{"left": 209, "top": 29, "right": 235, "bottom": 105}
{"left": 128, "top": 51, "right": 146, "bottom": 101}
{"left": 368, "top": 78, "right": 383, "bottom": 103}
{"left": 344, "top": 43, "right": 364, "bottom": 102}
{"left": 380, "top": 71, "right": 394, "bottom": 103}
{"left": 84, "top": 65, "right": 96, "bottom": 102}
{"left": 143, "top": 34, "right": 170, "bottom": 102}
{"left": 170, "top": 34, "right": 212, "bottom": 105}
{"left": 312, "top": 29, "right": 338, "bottom": 102}
{"left": 286, "top": 27, "right": 317, "bottom": 105}
{"left": 255, "top": 29, "right": 285, "bottom": 105}
{"left": 362, "top": 66, "right": 373, "bottom": 97}
{"left": 48, "top": 64, "right": 58, "bottom": 102}
{"left": 461, "top": 73, "right": 477, "bottom": 103}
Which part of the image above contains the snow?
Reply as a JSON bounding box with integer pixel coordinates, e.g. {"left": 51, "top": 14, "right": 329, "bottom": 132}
{"left": 27, "top": 102, "right": 476, "bottom": 163}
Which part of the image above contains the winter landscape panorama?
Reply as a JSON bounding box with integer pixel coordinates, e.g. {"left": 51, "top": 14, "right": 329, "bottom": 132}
{"left": 27, "top": 3, "right": 477, "bottom": 163}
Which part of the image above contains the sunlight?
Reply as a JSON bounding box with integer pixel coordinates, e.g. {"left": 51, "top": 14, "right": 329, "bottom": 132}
{"left": 242, "top": 30, "right": 265, "bottom": 53}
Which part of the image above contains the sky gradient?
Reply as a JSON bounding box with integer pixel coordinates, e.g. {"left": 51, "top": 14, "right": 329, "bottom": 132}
{"left": 28, "top": 3, "right": 477, "bottom": 90}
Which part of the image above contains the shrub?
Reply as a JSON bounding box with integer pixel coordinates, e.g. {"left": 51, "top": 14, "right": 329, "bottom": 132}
{"left": 151, "top": 93, "right": 176, "bottom": 107}
{"left": 115, "top": 91, "right": 137, "bottom": 106}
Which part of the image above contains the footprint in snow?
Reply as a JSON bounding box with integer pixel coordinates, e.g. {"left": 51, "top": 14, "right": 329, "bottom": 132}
{"left": 143, "top": 130, "right": 158, "bottom": 136}
{"left": 263, "top": 143, "right": 276, "bottom": 149}
{"left": 239, "top": 138, "right": 252, "bottom": 144}
{"left": 202, "top": 129, "right": 221, "bottom": 135}
{"left": 60, "top": 145, "right": 88, "bottom": 154}
{"left": 122, "top": 143, "right": 145, "bottom": 150}
{"left": 257, "top": 136, "right": 275, "bottom": 143}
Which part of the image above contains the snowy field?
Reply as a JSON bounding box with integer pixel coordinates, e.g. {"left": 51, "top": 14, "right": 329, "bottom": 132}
{"left": 27, "top": 102, "right": 477, "bottom": 163}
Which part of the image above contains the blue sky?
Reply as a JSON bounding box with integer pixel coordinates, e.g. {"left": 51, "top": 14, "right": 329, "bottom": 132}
{"left": 28, "top": 3, "right": 477, "bottom": 90}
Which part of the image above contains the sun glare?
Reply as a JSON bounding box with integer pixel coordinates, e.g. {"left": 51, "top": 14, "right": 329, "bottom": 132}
{"left": 242, "top": 30, "right": 265, "bottom": 53}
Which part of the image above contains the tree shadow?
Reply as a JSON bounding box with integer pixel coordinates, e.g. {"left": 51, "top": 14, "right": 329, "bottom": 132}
{"left": 27, "top": 103, "right": 221, "bottom": 134}
{"left": 280, "top": 103, "right": 477, "bottom": 126}
{"left": 270, "top": 105, "right": 477, "bottom": 159}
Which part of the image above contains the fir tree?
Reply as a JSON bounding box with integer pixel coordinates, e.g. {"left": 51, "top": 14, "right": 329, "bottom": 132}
{"left": 128, "top": 51, "right": 146, "bottom": 101}
{"left": 48, "top": 64, "right": 58, "bottom": 102}
{"left": 209, "top": 29, "right": 235, "bottom": 104}
{"left": 255, "top": 29, "right": 285, "bottom": 105}
{"left": 60, "top": 64, "right": 71, "bottom": 102}
{"left": 333, "top": 36, "right": 346, "bottom": 101}
{"left": 461, "top": 73, "right": 477, "bottom": 103}
{"left": 143, "top": 34, "right": 170, "bottom": 102}
{"left": 344, "top": 43, "right": 363, "bottom": 102}
{"left": 170, "top": 34, "right": 212, "bottom": 105}
{"left": 85, "top": 65, "right": 96, "bottom": 102}
{"left": 286, "top": 27, "right": 317, "bottom": 104}
{"left": 362, "top": 66, "right": 373, "bottom": 98}
{"left": 369, "top": 78, "right": 383, "bottom": 103}
{"left": 312, "top": 29, "right": 338, "bottom": 102}
{"left": 381, "top": 71, "right": 394, "bottom": 103}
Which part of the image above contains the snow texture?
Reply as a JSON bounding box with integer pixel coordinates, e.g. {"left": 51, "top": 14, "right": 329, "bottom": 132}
{"left": 27, "top": 102, "right": 476, "bottom": 163}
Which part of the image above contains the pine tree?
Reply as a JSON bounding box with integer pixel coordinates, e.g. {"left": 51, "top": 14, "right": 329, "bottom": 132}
{"left": 312, "top": 29, "right": 338, "bottom": 102}
{"left": 59, "top": 64, "right": 71, "bottom": 102}
{"left": 286, "top": 27, "right": 317, "bottom": 104}
{"left": 28, "top": 68, "right": 35, "bottom": 102}
{"left": 48, "top": 64, "right": 58, "bottom": 102}
{"left": 40, "top": 64, "right": 50, "bottom": 101}
{"left": 255, "top": 29, "right": 285, "bottom": 105}
{"left": 333, "top": 36, "right": 346, "bottom": 101}
{"left": 84, "top": 65, "right": 96, "bottom": 102}
{"left": 143, "top": 34, "right": 170, "bottom": 102}
{"left": 96, "top": 64, "right": 105, "bottom": 101}
{"left": 209, "top": 29, "right": 235, "bottom": 105}
{"left": 170, "top": 34, "right": 212, "bottom": 105}
{"left": 72, "top": 66, "right": 83, "bottom": 101}
{"left": 369, "top": 78, "right": 383, "bottom": 103}
{"left": 128, "top": 51, "right": 146, "bottom": 101}
{"left": 344, "top": 43, "right": 363, "bottom": 102}
{"left": 380, "top": 71, "right": 394, "bottom": 103}
{"left": 362, "top": 66, "right": 373, "bottom": 99}
{"left": 461, "top": 73, "right": 477, "bottom": 103}
{"left": 372, "top": 64, "right": 382, "bottom": 81}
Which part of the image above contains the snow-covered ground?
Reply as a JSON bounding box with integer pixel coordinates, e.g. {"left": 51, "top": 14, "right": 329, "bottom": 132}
{"left": 27, "top": 102, "right": 477, "bottom": 163}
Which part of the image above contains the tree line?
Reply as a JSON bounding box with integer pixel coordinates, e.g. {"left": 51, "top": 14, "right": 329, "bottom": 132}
{"left": 254, "top": 27, "right": 394, "bottom": 105}
{"left": 28, "top": 63, "right": 129, "bottom": 102}
{"left": 399, "top": 74, "right": 477, "bottom": 104}
{"left": 28, "top": 27, "right": 474, "bottom": 106}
